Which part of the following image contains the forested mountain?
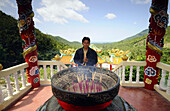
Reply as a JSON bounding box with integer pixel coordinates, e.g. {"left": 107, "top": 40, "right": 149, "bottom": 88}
{"left": 94, "top": 26, "right": 170, "bottom": 64}
{"left": 51, "top": 35, "right": 82, "bottom": 48}
{"left": 0, "top": 10, "right": 70, "bottom": 68}
{"left": 123, "top": 29, "right": 148, "bottom": 41}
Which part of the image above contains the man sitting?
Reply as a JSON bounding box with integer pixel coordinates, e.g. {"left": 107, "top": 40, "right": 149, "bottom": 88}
{"left": 74, "top": 37, "right": 98, "bottom": 66}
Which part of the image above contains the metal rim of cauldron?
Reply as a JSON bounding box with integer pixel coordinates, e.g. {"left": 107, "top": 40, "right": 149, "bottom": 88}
{"left": 51, "top": 66, "right": 120, "bottom": 106}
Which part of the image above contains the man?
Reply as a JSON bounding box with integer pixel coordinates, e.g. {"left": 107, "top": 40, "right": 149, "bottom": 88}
{"left": 74, "top": 37, "right": 98, "bottom": 66}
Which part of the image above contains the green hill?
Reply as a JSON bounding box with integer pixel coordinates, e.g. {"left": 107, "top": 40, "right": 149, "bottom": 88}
{"left": 0, "top": 10, "right": 70, "bottom": 68}
{"left": 94, "top": 26, "right": 170, "bottom": 64}
{"left": 51, "top": 35, "right": 82, "bottom": 49}
{"left": 124, "top": 29, "right": 148, "bottom": 41}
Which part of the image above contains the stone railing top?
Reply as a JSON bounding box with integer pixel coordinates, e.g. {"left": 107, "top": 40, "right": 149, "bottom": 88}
{"left": 0, "top": 62, "right": 28, "bottom": 78}
{"left": 113, "top": 61, "right": 146, "bottom": 72}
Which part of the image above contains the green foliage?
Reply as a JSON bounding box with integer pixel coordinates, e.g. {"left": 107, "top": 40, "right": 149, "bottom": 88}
{"left": 94, "top": 28, "right": 170, "bottom": 64}
{"left": 39, "top": 66, "right": 58, "bottom": 79}
{"left": 35, "top": 29, "right": 70, "bottom": 60}
{"left": 0, "top": 10, "right": 24, "bottom": 69}
{"left": 0, "top": 11, "right": 71, "bottom": 68}
{"left": 52, "top": 35, "right": 82, "bottom": 49}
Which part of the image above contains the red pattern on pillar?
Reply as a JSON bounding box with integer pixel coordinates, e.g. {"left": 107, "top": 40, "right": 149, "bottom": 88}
{"left": 144, "top": 0, "right": 168, "bottom": 90}
{"left": 16, "top": 0, "right": 40, "bottom": 88}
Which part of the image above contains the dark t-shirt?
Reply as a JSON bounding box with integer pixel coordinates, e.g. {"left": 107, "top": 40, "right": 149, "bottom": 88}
{"left": 74, "top": 47, "right": 98, "bottom": 66}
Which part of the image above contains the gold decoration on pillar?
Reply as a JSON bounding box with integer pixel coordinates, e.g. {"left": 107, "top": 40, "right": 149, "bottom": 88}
{"left": 150, "top": 8, "right": 159, "bottom": 15}
{"left": 0, "top": 64, "right": 3, "bottom": 71}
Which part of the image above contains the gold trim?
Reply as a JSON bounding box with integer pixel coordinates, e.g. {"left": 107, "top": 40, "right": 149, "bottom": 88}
{"left": 150, "top": 8, "right": 159, "bottom": 15}
{"left": 148, "top": 42, "right": 163, "bottom": 55}
{"left": 23, "top": 45, "right": 37, "bottom": 58}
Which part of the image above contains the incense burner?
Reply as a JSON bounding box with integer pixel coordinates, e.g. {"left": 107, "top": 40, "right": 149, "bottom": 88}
{"left": 51, "top": 66, "right": 120, "bottom": 106}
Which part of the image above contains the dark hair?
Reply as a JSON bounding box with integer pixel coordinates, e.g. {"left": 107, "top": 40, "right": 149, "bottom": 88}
{"left": 82, "top": 37, "right": 90, "bottom": 43}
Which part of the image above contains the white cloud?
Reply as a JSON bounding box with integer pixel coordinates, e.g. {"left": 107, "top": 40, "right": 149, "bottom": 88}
{"left": 130, "top": 0, "right": 151, "bottom": 4}
{"left": 133, "top": 22, "right": 137, "bottom": 24}
{"left": 0, "top": 0, "right": 16, "bottom": 8}
{"left": 105, "top": 13, "right": 116, "bottom": 19}
{"left": 36, "top": 0, "right": 89, "bottom": 24}
{"left": 33, "top": 17, "right": 42, "bottom": 23}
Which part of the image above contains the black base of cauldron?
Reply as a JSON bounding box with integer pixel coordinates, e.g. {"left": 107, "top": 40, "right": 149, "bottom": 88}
{"left": 36, "top": 96, "right": 136, "bottom": 111}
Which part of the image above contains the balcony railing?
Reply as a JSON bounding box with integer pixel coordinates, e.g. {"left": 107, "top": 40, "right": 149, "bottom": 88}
{"left": 113, "top": 61, "right": 170, "bottom": 101}
{"left": 113, "top": 61, "right": 146, "bottom": 87}
{"left": 0, "top": 60, "right": 169, "bottom": 110}
{"left": 0, "top": 61, "right": 67, "bottom": 110}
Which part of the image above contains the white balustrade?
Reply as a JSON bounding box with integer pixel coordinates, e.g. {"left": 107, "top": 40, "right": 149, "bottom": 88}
{"left": 61, "top": 66, "right": 63, "bottom": 70}
{"left": 50, "top": 65, "right": 53, "bottom": 78}
{"left": 129, "top": 66, "right": 133, "bottom": 83}
{"left": 159, "top": 70, "right": 167, "bottom": 90}
{"left": 116, "top": 69, "right": 118, "bottom": 76}
{"left": 14, "top": 72, "right": 20, "bottom": 92}
{"left": 0, "top": 85, "right": 3, "bottom": 103}
{"left": 136, "top": 66, "right": 140, "bottom": 83}
{"left": 122, "top": 66, "right": 125, "bottom": 83}
{"left": 21, "top": 69, "right": 26, "bottom": 88}
{"left": 113, "top": 61, "right": 146, "bottom": 87}
{"left": 5, "top": 75, "right": 13, "bottom": 97}
{"left": 119, "top": 67, "right": 122, "bottom": 80}
{"left": 57, "top": 65, "right": 60, "bottom": 72}
{"left": 0, "top": 61, "right": 67, "bottom": 110}
{"left": 43, "top": 65, "right": 48, "bottom": 81}
{"left": 166, "top": 72, "right": 170, "bottom": 95}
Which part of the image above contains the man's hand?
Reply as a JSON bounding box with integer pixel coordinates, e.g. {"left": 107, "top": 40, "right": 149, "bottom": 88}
{"left": 83, "top": 57, "right": 88, "bottom": 63}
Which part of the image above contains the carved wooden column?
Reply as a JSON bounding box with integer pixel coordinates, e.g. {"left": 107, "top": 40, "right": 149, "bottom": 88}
{"left": 144, "top": 0, "right": 168, "bottom": 90}
{"left": 16, "top": 0, "right": 40, "bottom": 88}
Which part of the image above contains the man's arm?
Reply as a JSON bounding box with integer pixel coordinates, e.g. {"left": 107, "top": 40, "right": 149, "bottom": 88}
{"left": 74, "top": 50, "right": 82, "bottom": 65}
{"left": 88, "top": 50, "right": 98, "bottom": 66}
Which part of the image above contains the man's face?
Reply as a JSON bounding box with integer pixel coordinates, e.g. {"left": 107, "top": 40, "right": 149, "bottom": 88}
{"left": 82, "top": 40, "right": 90, "bottom": 49}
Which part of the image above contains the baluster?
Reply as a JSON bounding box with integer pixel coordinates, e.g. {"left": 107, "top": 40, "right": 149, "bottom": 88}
{"left": 57, "top": 65, "right": 60, "bottom": 72}
{"left": 119, "top": 67, "right": 122, "bottom": 80}
{"left": 129, "top": 66, "right": 133, "bottom": 83}
{"left": 14, "top": 72, "right": 20, "bottom": 91}
{"left": 21, "top": 69, "right": 26, "bottom": 88}
{"left": 115, "top": 69, "right": 118, "bottom": 75}
{"left": 0, "top": 85, "right": 4, "bottom": 103}
{"left": 50, "top": 65, "right": 53, "bottom": 78}
{"left": 5, "top": 75, "right": 13, "bottom": 97}
{"left": 136, "top": 66, "right": 140, "bottom": 83}
{"left": 43, "top": 65, "right": 47, "bottom": 81}
{"left": 122, "top": 66, "right": 125, "bottom": 83}
{"left": 159, "top": 70, "right": 167, "bottom": 90}
{"left": 166, "top": 72, "right": 170, "bottom": 95}
{"left": 61, "top": 66, "right": 63, "bottom": 70}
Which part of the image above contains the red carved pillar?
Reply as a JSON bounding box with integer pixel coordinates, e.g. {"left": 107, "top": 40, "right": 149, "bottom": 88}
{"left": 144, "top": 0, "right": 168, "bottom": 90}
{"left": 110, "top": 64, "right": 112, "bottom": 71}
{"left": 16, "top": 0, "right": 40, "bottom": 88}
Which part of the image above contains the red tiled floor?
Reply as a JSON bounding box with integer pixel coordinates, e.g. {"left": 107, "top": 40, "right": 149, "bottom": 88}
{"left": 118, "top": 87, "right": 170, "bottom": 111}
{"left": 7, "top": 86, "right": 53, "bottom": 111}
{"left": 6, "top": 86, "right": 170, "bottom": 111}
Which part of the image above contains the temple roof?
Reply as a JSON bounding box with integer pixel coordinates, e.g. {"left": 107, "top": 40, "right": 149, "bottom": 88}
{"left": 60, "top": 55, "right": 74, "bottom": 64}
{"left": 89, "top": 44, "right": 102, "bottom": 53}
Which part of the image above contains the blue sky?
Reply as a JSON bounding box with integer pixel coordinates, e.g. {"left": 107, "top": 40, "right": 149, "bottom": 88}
{"left": 0, "top": 0, "right": 169, "bottom": 42}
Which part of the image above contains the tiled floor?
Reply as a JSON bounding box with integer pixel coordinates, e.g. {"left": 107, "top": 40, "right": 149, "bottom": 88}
{"left": 6, "top": 86, "right": 170, "bottom": 111}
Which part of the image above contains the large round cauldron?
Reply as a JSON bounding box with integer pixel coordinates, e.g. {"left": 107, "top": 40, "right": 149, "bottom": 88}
{"left": 51, "top": 66, "right": 120, "bottom": 107}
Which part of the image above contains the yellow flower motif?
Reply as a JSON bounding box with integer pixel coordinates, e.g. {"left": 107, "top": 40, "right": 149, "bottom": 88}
{"left": 145, "top": 78, "right": 152, "bottom": 84}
